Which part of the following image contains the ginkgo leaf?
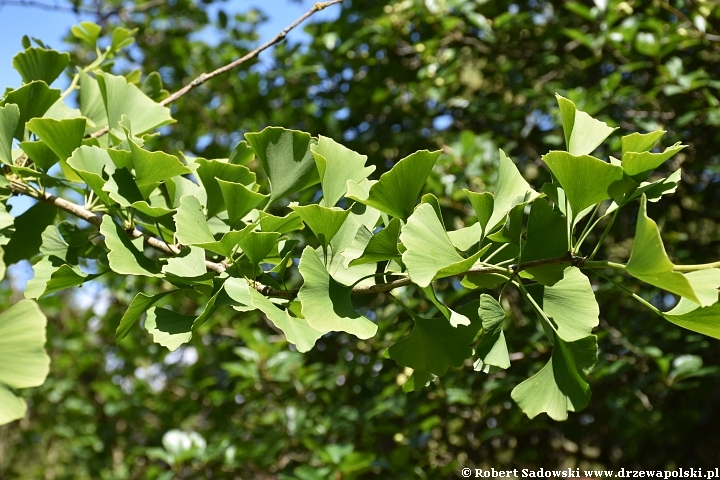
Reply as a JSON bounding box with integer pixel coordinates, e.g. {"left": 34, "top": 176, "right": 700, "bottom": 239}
{"left": 27, "top": 117, "right": 86, "bottom": 180}
{"left": 511, "top": 333, "right": 597, "bottom": 421}
{"left": 312, "top": 135, "right": 375, "bottom": 207}
{"left": 345, "top": 150, "right": 440, "bottom": 220}
{"left": 245, "top": 127, "right": 318, "bottom": 204}
{"left": 421, "top": 284, "right": 470, "bottom": 327}
{"left": 12, "top": 47, "right": 70, "bottom": 85}
{"left": 3, "top": 201, "right": 56, "bottom": 266}
{"left": 225, "top": 277, "right": 325, "bottom": 352}
{"left": 526, "top": 267, "right": 599, "bottom": 342}
{"left": 145, "top": 307, "right": 194, "bottom": 352}
{"left": 195, "top": 158, "right": 256, "bottom": 218}
{"left": 349, "top": 218, "right": 401, "bottom": 266}
{"left": 556, "top": 94, "right": 617, "bottom": 156}
{"left": 621, "top": 142, "right": 686, "bottom": 182}
{"left": 257, "top": 211, "right": 305, "bottom": 233}
{"left": 521, "top": 199, "right": 569, "bottom": 285}
{"left": 217, "top": 179, "right": 268, "bottom": 228}
{"left": 1, "top": 81, "right": 61, "bottom": 140}
{"left": 237, "top": 231, "right": 281, "bottom": 268}
{"left": 626, "top": 195, "right": 711, "bottom": 306}
{"left": 474, "top": 294, "right": 510, "bottom": 373}
{"left": 79, "top": 71, "right": 108, "bottom": 135}
{"left": 464, "top": 190, "right": 494, "bottom": 237}
{"left": 542, "top": 151, "right": 633, "bottom": 219}
{"left": 663, "top": 297, "right": 720, "bottom": 339}
{"left": 384, "top": 300, "right": 481, "bottom": 376}
{"left": 129, "top": 140, "right": 192, "bottom": 198}
{"left": 0, "top": 300, "right": 50, "bottom": 425}
{"left": 71, "top": 21, "right": 102, "bottom": 47}
{"left": 621, "top": 130, "right": 666, "bottom": 155}
{"left": 447, "top": 223, "right": 482, "bottom": 252}
{"left": 0, "top": 104, "right": 20, "bottom": 164}
{"left": 116, "top": 290, "right": 178, "bottom": 341}
{"left": 297, "top": 246, "right": 377, "bottom": 339}
{"left": 487, "top": 149, "right": 539, "bottom": 231}
{"left": 401, "top": 203, "right": 484, "bottom": 287}
{"left": 290, "top": 204, "right": 351, "bottom": 247}
{"left": 100, "top": 215, "right": 161, "bottom": 277}
{"left": 95, "top": 71, "right": 174, "bottom": 139}
{"left": 162, "top": 247, "right": 207, "bottom": 278}
{"left": 402, "top": 370, "right": 435, "bottom": 392}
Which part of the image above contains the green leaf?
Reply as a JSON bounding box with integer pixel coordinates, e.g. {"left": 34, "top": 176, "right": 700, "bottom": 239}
{"left": 24, "top": 226, "right": 91, "bottom": 299}
{"left": 95, "top": 71, "right": 174, "bottom": 139}
{"left": 26, "top": 117, "right": 86, "bottom": 163}
{"left": 174, "top": 195, "right": 214, "bottom": 245}
{"left": 68, "top": 146, "right": 115, "bottom": 205}
{"left": 349, "top": 218, "right": 401, "bottom": 266}
{"left": 345, "top": 150, "right": 440, "bottom": 220}
{"left": 0, "top": 300, "right": 49, "bottom": 425}
{"left": 527, "top": 267, "right": 599, "bottom": 342}
{"left": 622, "top": 130, "right": 666, "bottom": 155}
{"left": 129, "top": 140, "right": 192, "bottom": 198}
{"left": 290, "top": 204, "right": 351, "bottom": 247}
{"left": 556, "top": 94, "right": 617, "bottom": 156}
{"left": 297, "top": 246, "right": 378, "bottom": 339}
{"left": 465, "top": 190, "right": 494, "bottom": 237}
{"left": 195, "top": 158, "right": 256, "bottom": 218}
{"left": 217, "top": 179, "right": 268, "bottom": 228}
{"left": 3, "top": 201, "right": 56, "bottom": 265}
{"left": 447, "top": 223, "right": 482, "bottom": 252}
{"left": 162, "top": 247, "right": 207, "bottom": 278}
{"left": 71, "top": 21, "right": 102, "bottom": 47}
{"left": 100, "top": 215, "right": 161, "bottom": 277}
{"left": 79, "top": 71, "right": 108, "bottom": 134}
{"left": 521, "top": 199, "right": 569, "bottom": 285}
{"left": 238, "top": 231, "right": 281, "bottom": 268}
{"left": 110, "top": 26, "right": 137, "bottom": 52}
{"left": 474, "top": 294, "right": 510, "bottom": 373}
{"left": 542, "top": 151, "right": 632, "bottom": 219}
{"left": 511, "top": 333, "right": 597, "bottom": 421}
{"left": 385, "top": 301, "right": 481, "bottom": 376}
{"left": 19, "top": 140, "right": 58, "bottom": 171}
{"left": 421, "top": 284, "right": 470, "bottom": 327}
{"left": 621, "top": 142, "right": 686, "bottom": 182}
{"left": 400, "top": 203, "right": 484, "bottom": 287}
{"left": 0, "top": 104, "right": 20, "bottom": 164}
{"left": 626, "top": 195, "right": 710, "bottom": 306}
{"left": 312, "top": 135, "right": 375, "bottom": 207}
{"left": 12, "top": 48, "right": 70, "bottom": 85}
{"left": 245, "top": 127, "right": 318, "bottom": 203}
{"left": 663, "top": 298, "right": 720, "bottom": 340}
{"left": 229, "top": 140, "right": 254, "bottom": 165}
{"left": 116, "top": 290, "right": 177, "bottom": 341}
{"left": 1, "top": 81, "right": 61, "bottom": 140}
{"left": 258, "top": 211, "right": 305, "bottom": 233}
{"left": 402, "top": 370, "right": 435, "bottom": 392}
{"left": 225, "top": 278, "right": 324, "bottom": 352}
{"left": 487, "top": 149, "right": 539, "bottom": 231}
{"left": 486, "top": 202, "right": 524, "bottom": 246}
{"left": 145, "top": 308, "right": 194, "bottom": 351}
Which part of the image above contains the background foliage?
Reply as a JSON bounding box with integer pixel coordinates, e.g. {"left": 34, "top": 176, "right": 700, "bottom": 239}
{"left": 2, "top": 0, "right": 720, "bottom": 478}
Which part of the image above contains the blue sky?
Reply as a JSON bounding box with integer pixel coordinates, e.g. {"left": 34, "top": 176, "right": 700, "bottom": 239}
{"left": 0, "top": 0, "right": 341, "bottom": 90}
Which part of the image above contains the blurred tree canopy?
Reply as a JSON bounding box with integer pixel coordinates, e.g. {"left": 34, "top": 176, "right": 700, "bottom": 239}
{"left": 2, "top": 0, "right": 720, "bottom": 478}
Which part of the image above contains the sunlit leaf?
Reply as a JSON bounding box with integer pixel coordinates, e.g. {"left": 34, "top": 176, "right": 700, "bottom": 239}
{"left": 345, "top": 150, "right": 440, "bottom": 220}
{"left": 297, "top": 246, "right": 377, "bottom": 339}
